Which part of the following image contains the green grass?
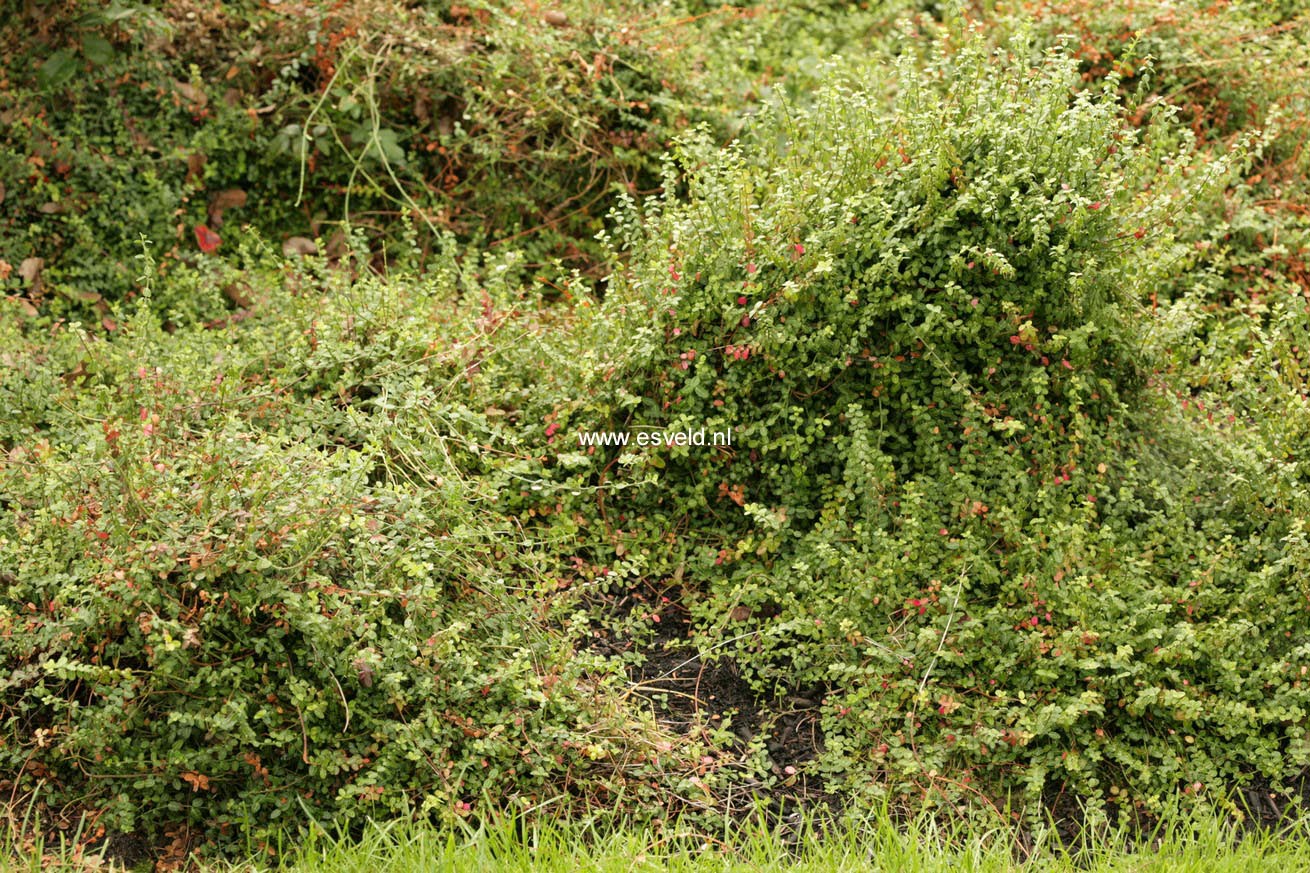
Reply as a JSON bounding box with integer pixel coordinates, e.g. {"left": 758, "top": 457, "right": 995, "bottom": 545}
{"left": 255, "top": 812, "right": 1310, "bottom": 870}
{"left": 207, "top": 815, "right": 1310, "bottom": 872}
{"left": 10, "top": 809, "right": 1310, "bottom": 872}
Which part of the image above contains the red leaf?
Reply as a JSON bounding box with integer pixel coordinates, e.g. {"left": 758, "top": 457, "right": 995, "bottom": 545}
{"left": 193, "top": 224, "right": 222, "bottom": 253}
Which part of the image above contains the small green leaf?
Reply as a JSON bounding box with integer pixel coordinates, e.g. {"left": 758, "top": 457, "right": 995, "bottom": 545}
{"left": 83, "top": 2, "right": 138, "bottom": 25}
{"left": 82, "top": 35, "right": 116, "bottom": 66}
{"left": 374, "top": 128, "right": 406, "bottom": 166}
{"left": 38, "top": 50, "right": 79, "bottom": 88}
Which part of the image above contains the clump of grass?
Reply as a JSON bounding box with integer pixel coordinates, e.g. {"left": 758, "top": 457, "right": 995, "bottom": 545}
{"left": 207, "top": 805, "right": 1310, "bottom": 872}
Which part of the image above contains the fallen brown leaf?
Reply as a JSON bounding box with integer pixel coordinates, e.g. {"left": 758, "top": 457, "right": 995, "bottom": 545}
{"left": 222, "top": 281, "right": 252, "bottom": 308}
{"left": 18, "top": 257, "right": 43, "bottom": 286}
{"left": 173, "top": 80, "right": 208, "bottom": 109}
{"left": 186, "top": 152, "right": 207, "bottom": 186}
{"left": 282, "top": 236, "right": 317, "bottom": 257}
{"left": 208, "top": 188, "right": 247, "bottom": 226}
{"left": 211, "top": 188, "right": 246, "bottom": 210}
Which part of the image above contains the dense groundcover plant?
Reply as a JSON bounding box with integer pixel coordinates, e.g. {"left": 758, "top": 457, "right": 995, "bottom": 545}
{"left": 0, "top": 0, "right": 711, "bottom": 319}
{"left": 0, "top": 265, "right": 693, "bottom": 848}
{"left": 568, "top": 34, "right": 1310, "bottom": 817}
{"left": 4, "top": 9, "right": 1310, "bottom": 858}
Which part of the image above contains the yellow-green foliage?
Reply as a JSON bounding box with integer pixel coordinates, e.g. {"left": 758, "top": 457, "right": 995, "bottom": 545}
{"left": 3, "top": 0, "right": 1310, "bottom": 862}
{"left": 568, "top": 32, "right": 1310, "bottom": 818}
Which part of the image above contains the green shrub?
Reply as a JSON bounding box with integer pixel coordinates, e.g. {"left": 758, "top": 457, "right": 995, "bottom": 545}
{"left": 575, "top": 32, "right": 1310, "bottom": 819}
{"left": 0, "top": 0, "right": 714, "bottom": 317}
{"left": 691, "top": 0, "right": 918, "bottom": 121}
{"left": 0, "top": 266, "right": 689, "bottom": 851}
{"left": 993, "top": 0, "right": 1310, "bottom": 502}
{"left": 1000, "top": 0, "right": 1309, "bottom": 148}
{"left": 5, "top": 1, "right": 1310, "bottom": 856}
